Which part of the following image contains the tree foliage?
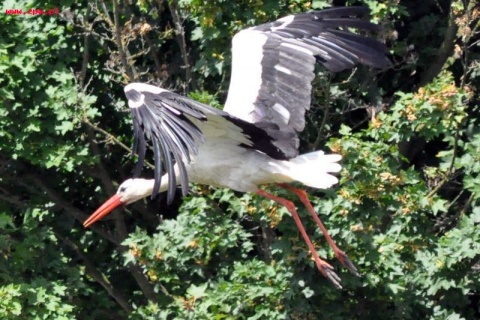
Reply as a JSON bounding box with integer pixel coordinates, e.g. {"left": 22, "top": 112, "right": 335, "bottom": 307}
{"left": 0, "top": 0, "right": 479, "bottom": 319}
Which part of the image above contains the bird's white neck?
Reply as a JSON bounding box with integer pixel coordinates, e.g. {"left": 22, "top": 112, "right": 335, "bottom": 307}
{"left": 118, "top": 174, "right": 172, "bottom": 204}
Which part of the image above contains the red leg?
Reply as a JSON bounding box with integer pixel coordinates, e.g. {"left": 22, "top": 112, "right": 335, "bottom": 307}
{"left": 256, "top": 189, "right": 342, "bottom": 289}
{"left": 277, "top": 183, "right": 360, "bottom": 277}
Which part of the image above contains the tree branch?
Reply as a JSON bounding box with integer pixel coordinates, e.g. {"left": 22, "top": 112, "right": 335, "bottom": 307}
{"left": 79, "top": 6, "right": 92, "bottom": 87}
{"left": 165, "top": 0, "right": 192, "bottom": 91}
{"left": 56, "top": 231, "right": 132, "bottom": 315}
{"left": 419, "top": 5, "right": 458, "bottom": 86}
{"left": 23, "top": 175, "right": 119, "bottom": 244}
{"left": 112, "top": 0, "right": 137, "bottom": 81}
{"left": 82, "top": 121, "right": 159, "bottom": 303}
{"left": 0, "top": 190, "right": 27, "bottom": 209}
{"left": 85, "top": 126, "right": 117, "bottom": 195}
{"left": 81, "top": 118, "right": 155, "bottom": 170}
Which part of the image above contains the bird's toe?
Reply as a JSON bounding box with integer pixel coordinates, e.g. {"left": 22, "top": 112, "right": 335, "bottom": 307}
{"left": 335, "top": 250, "right": 361, "bottom": 277}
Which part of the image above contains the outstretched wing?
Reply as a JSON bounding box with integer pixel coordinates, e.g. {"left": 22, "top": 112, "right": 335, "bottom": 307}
{"left": 224, "top": 6, "right": 390, "bottom": 148}
{"left": 125, "top": 83, "right": 207, "bottom": 203}
{"left": 124, "top": 83, "right": 296, "bottom": 204}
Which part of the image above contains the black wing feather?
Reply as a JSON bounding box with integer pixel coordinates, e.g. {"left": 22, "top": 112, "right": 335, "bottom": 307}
{"left": 127, "top": 87, "right": 207, "bottom": 203}
{"left": 224, "top": 6, "right": 390, "bottom": 150}
{"left": 151, "top": 133, "right": 164, "bottom": 200}
{"left": 132, "top": 115, "right": 147, "bottom": 177}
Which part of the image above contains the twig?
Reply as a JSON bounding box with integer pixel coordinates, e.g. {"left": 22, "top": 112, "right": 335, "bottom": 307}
{"left": 100, "top": 0, "right": 114, "bottom": 28}
{"left": 447, "top": 190, "right": 464, "bottom": 210}
{"left": 165, "top": 0, "right": 192, "bottom": 91}
{"left": 427, "top": 127, "right": 460, "bottom": 198}
{"left": 82, "top": 118, "right": 155, "bottom": 170}
{"left": 311, "top": 75, "right": 332, "bottom": 150}
{"left": 79, "top": 6, "right": 92, "bottom": 87}
{"left": 112, "top": 0, "right": 137, "bottom": 80}
{"left": 144, "top": 35, "right": 162, "bottom": 78}
{"left": 459, "top": 192, "right": 474, "bottom": 216}
{"left": 83, "top": 118, "right": 132, "bottom": 153}
{"left": 85, "top": 126, "right": 117, "bottom": 195}
{"left": 460, "top": 1, "right": 480, "bottom": 87}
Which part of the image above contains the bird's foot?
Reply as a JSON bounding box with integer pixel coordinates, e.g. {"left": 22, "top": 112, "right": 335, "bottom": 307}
{"left": 334, "top": 249, "right": 360, "bottom": 277}
{"left": 314, "top": 258, "right": 342, "bottom": 289}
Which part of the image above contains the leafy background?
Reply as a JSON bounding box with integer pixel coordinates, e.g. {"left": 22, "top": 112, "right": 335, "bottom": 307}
{"left": 1, "top": 0, "right": 479, "bottom": 319}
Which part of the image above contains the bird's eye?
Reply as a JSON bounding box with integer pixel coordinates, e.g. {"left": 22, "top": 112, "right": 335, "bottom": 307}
{"left": 119, "top": 186, "right": 126, "bottom": 193}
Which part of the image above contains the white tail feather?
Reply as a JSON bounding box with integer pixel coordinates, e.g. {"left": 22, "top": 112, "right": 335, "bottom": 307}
{"left": 282, "top": 151, "right": 342, "bottom": 189}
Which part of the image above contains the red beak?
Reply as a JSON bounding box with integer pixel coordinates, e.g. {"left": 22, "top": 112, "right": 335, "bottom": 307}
{"left": 83, "top": 194, "right": 123, "bottom": 228}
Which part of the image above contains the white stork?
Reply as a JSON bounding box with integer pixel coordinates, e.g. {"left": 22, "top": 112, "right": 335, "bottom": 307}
{"left": 84, "top": 6, "right": 390, "bottom": 288}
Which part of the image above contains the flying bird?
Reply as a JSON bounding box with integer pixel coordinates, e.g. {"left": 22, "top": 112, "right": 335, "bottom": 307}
{"left": 84, "top": 6, "right": 390, "bottom": 288}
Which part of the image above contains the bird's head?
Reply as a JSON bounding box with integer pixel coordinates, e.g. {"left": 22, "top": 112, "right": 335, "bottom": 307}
{"left": 83, "top": 178, "right": 154, "bottom": 228}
